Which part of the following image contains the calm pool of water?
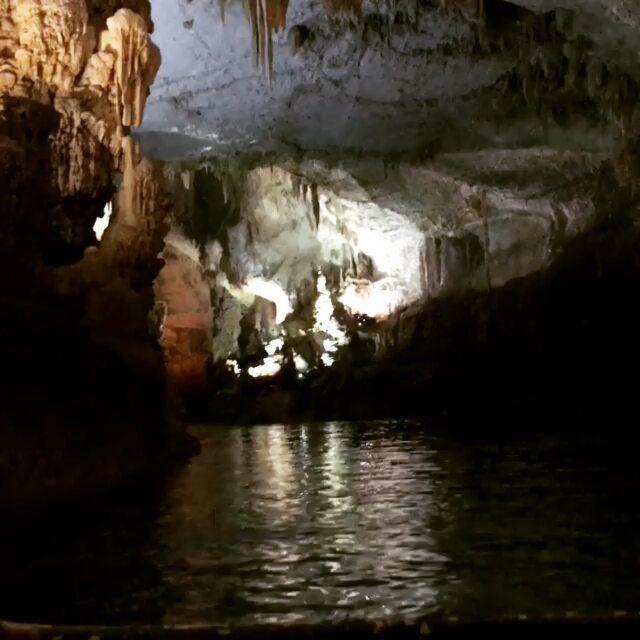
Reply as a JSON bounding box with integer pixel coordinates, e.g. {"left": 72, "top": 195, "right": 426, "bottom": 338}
{"left": 2, "top": 421, "right": 640, "bottom": 625}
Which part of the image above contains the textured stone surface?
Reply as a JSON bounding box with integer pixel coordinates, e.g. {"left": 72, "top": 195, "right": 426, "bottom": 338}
{"left": 4, "top": 0, "right": 640, "bottom": 439}
{"left": 0, "top": 0, "right": 181, "bottom": 511}
{"left": 139, "top": 0, "right": 640, "bottom": 158}
{"left": 153, "top": 145, "right": 600, "bottom": 388}
{"left": 136, "top": 0, "right": 640, "bottom": 408}
{"left": 155, "top": 230, "right": 214, "bottom": 392}
{"left": 2, "top": 1, "right": 159, "bottom": 192}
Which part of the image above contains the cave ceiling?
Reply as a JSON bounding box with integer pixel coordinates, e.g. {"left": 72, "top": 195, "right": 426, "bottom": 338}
{"left": 137, "top": 0, "right": 640, "bottom": 160}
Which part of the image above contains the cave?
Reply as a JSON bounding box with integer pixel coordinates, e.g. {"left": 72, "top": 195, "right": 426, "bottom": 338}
{"left": 2, "top": 0, "right": 640, "bottom": 637}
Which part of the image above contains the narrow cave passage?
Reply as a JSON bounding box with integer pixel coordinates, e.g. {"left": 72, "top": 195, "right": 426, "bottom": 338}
{"left": 3, "top": 0, "right": 640, "bottom": 638}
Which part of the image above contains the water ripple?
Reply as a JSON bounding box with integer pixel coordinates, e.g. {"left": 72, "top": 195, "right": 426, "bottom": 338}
{"left": 2, "top": 421, "right": 640, "bottom": 627}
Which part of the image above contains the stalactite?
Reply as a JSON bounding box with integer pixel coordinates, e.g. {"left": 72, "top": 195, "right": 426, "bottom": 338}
{"left": 98, "top": 9, "right": 160, "bottom": 129}
{"left": 239, "top": 0, "right": 491, "bottom": 78}
{"left": 217, "top": 0, "right": 227, "bottom": 23}
{"left": 1, "top": 2, "right": 159, "bottom": 199}
{"left": 311, "top": 183, "right": 320, "bottom": 229}
{"left": 324, "top": 0, "right": 362, "bottom": 17}
{"left": 479, "top": 190, "right": 492, "bottom": 292}
{"left": 9, "top": 0, "right": 92, "bottom": 95}
{"left": 495, "top": 10, "right": 640, "bottom": 136}
{"left": 246, "top": 0, "right": 289, "bottom": 81}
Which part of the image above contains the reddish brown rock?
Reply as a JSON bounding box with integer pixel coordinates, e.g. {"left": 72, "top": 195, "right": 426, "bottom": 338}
{"left": 155, "top": 242, "right": 213, "bottom": 393}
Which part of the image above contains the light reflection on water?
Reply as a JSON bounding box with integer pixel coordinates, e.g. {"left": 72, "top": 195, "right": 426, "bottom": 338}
{"left": 153, "top": 422, "right": 640, "bottom": 626}
{"left": 159, "top": 422, "right": 451, "bottom": 625}
{"left": 2, "top": 420, "right": 640, "bottom": 626}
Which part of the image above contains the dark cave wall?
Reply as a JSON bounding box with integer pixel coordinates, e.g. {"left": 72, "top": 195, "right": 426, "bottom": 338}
{"left": 302, "top": 157, "right": 640, "bottom": 426}
{"left": 0, "top": 0, "right": 190, "bottom": 512}
{"left": 189, "top": 149, "right": 640, "bottom": 427}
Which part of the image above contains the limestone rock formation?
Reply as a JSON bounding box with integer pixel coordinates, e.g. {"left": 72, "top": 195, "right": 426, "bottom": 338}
{"left": 4, "top": 0, "right": 640, "bottom": 484}
{"left": 137, "top": 0, "right": 640, "bottom": 422}
{"left": 0, "top": 0, "right": 176, "bottom": 512}
{"left": 148, "top": 145, "right": 600, "bottom": 417}
{"left": 2, "top": 1, "right": 159, "bottom": 191}
{"left": 154, "top": 229, "right": 214, "bottom": 394}
{"left": 140, "top": 0, "right": 640, "bottom": 158}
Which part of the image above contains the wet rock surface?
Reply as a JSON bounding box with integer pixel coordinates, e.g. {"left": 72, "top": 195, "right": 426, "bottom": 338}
{"left": 4, "top": 0, "right": 640, "bottom": 511}
{"left": 3, "top": 0, "right": 640, "bottom": 635}
{"left": 131, "top": 1, "right": 640, "bottom": 427}
{"left": 140, "top": 0, "right": 639, "bottom": 157}
{"left": 0, "top": 0, "right": 188, "bottom": 511}
{"left": 149, "top": 147, "right": 618, "bottom": 424}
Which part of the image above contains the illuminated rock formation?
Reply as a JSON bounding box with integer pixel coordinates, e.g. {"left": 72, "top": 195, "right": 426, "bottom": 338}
{"left": 141, "top": 0, "right": 640, "bottom": 159}
{"left": 0, "top": 0, "right": 162, "bottom": 360}
{"left": 246, "top": 0, "right": 289, "bottom": 79}
{"left": 3, "top": 0, "right": 640, "bottom": 457}
{"left": 154, "top": 229, "right": 214, "bottom": 393}
{"left": 2, "top": 1, "right": 159, "bottom": 192}
{"left": 153, "top": 147, "right": 599, "bottom": 394}
{"left": 0, "top": 0, "right": 175, "bottom": 511}
{"left": 136, "top": 0, "right": 640, "bottom": 410}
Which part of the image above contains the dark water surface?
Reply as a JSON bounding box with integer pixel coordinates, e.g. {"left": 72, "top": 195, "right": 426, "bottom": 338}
{"left": 3, "top": 421, "right": 640, "bottom": 626}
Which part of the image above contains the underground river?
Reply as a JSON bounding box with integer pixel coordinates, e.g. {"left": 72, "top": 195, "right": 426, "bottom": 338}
{"left": 2, "top": 420, "right": 639, "bottom": 627}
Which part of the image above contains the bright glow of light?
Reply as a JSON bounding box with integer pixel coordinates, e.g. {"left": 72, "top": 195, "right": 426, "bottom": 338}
{"left": 294, "top": 353, "right": 309, "bottom": 373}
{"left": 93, "top": 201, "right": 112, "bottom": 241}
{"left": 265, "top": 337, "right": 284, "bottom": 356}
{"left": 321, "top": 352, "right": 335, "bottom": 367}
{"left": 313, "top": 273, "right": 348, "bottom": 368}
{"left": 339, "top": 278, "right": 402, "bottom": 319}
{"left": 217, "top": 275, "right": 293, "bottom": 325}
{"left": 204, "top": 240, "right": 223, "bottom": 271}
{"left": 244, "top": 278, "right": 293, "bottom": 324}
{"left": 248, "top": 355, "right": 283, "bottom": 378}
{"left": 217, "top": 272, "right": 256, "bottom": 307}
{"left": 226, "top": 359, "right": 241, "bottom": 375}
